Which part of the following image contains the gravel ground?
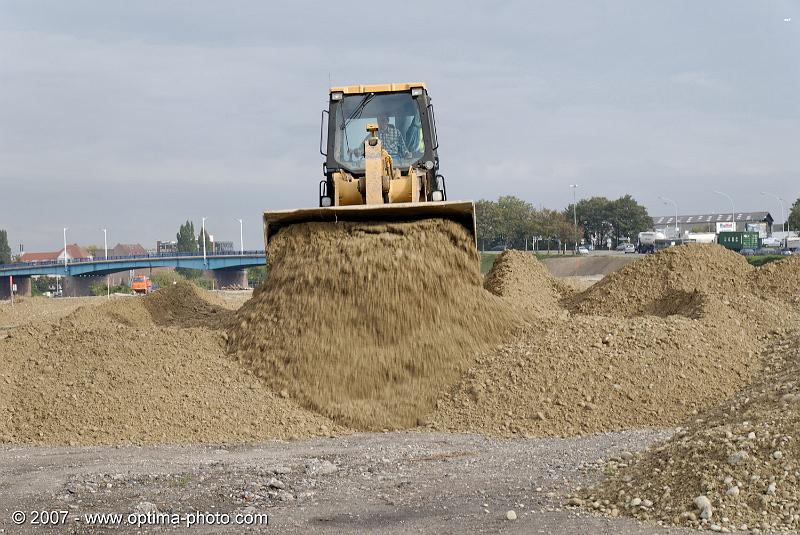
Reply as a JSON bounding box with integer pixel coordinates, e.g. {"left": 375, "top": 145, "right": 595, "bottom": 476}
{"left": 0, "top": 429, "right": 699, "bottom": 534}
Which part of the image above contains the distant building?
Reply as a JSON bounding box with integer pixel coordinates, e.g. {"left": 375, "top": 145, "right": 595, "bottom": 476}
{"left": 651, "top": 212, "right": 773, "bottom": 238}
{"left": 110, "top": 243, "right": 147, "bottom": 257}
{"left": 21, "top": 244, "right": 91, "bottom": 263}
{"left": 19, "top": 251, "right": 59, "bottom": 263}
{"left": 57, "top": 244, "right": 92, "bottom": 262}
{"left": 157, "top": 240, "right": 178, "bottom": 254}
{"left": 212, "top": 240, "right": 234, "bottom": 253}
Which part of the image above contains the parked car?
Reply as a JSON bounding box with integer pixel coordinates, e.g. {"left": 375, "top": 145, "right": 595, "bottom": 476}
{"left": 577, "top": 246, "right": 590, "bottom": 255}
{"left": 755, "top": 248, "right": 777, "bottom": 256}
{"left": 781, "top": 249, "right": 794, "bottom": 256}
{"left": 623, "top": 243, "right": 636, "bottom": 254}
{"left": 739, "top": 248, "right": 756, "bottom": 257}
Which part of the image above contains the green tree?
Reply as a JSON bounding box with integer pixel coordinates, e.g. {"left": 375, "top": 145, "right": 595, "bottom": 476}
{"left": 475, "top": 199, "right": 500, "bottom": 251}
{"left": 496, "top": 196, "right": 534, "bottom": 249}
{"left": 566, "top": 195, "right": 650, "bottom": 249}
{"left": 198, "top": 226, "right": 213, "bottom": 254}
{"left": 607, "top": 195, "right": 651, "bottom": 245}
{"left": 789, "top": 197, "right": 800, "bottom": 232}
{"left": 31, "top": 276, "right": 52, "bottom": 296}
{"left": 176, "top": 221, "right": 197, "bottom": 253}
{"left": 567, "top": 196, "right": 613, "bottom": 248}
{"left": 85, "top": 244, "right": 101, "bottom": 258}
{"left": 0, "top": 229, "right": 11, "bottom": 264}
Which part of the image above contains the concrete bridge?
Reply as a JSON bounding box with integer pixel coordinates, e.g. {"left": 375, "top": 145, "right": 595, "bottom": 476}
{"left": 0, "top": 251, "right": 266, "bottom": 299}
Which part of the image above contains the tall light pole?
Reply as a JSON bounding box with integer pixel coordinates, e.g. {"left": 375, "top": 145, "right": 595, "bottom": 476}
{"left": 760, "top": 191, "right": 786, "bottom": 232}
{"left": 659, "top": 196, "right": 679, "bottom": 236}
{"left": 102, "top": 228, "right": 109, "bottom": 298}
{"left": 570, "top": 184, "right": 579, "bottom": 253}
{"left": 201, "top": 217, "right": 207, "bottom": 265}
{"left": 62, "top": 227, "right": 68, "bottom": 271}
{"left": 713, "top": 190, "right": 736, "bottom": 231}
{"left": 236, "top": 218, "right": 244, "bottom": 255}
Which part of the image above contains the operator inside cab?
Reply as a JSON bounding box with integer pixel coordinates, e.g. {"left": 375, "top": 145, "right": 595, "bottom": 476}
{"left": 350, "top": 112, "right": 412, "bottom": 160}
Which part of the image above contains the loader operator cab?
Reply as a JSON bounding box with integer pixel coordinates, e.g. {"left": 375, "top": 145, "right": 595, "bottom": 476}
{"left": 320, "top": 83, "right": 445, "bottom": 207}
{"left": 262, "top": 82, "right": 475, "bottom": 248}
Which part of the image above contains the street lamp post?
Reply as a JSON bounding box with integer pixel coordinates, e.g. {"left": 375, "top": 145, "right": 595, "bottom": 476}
{"left": 761, "top": 192, "right": 788, "bottom": 247}
{"left": 62, "top": 227, "right": 68, "bottom": 271}
{"left": 102, "top": 228, "right": 109, "bottom": 298}
{"left": 569, "top": 184, "right": 579, "bottom": 253}
{"left": 201, "top": 217, "right": 207, "bottom": 266}
{"left": 236, "top": 218, "right": 244, "bottom": 255}
{"left": 659, "top": 196, "right": 679, "bottom": 237}
{"left": 713, "top": 190, "right": 736, "bottom": 231}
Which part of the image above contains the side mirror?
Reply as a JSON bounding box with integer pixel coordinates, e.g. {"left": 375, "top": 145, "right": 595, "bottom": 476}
{"left": 319, "top": 110, "right": 329, "bottom": 156}
{"left": 427, "top": 104, "right": 439, "bottom": 151}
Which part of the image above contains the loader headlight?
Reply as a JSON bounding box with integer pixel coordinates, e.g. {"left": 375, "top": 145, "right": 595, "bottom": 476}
{"left": 331, "top": 91, "right": 344, "bottom": 101}
{"left": 321, "top": 196, "right": 332, "bottom": 207}
{"left": 411, "top": 87, "right": 423, "bottom": 97}
{"left": 424, "top": 160, "right": 434, "bottom": 170}
{"left": 431, "top": 190, "right": 444, "bottom": 202}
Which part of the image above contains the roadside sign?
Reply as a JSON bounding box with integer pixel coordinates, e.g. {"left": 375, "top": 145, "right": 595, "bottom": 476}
{"left": 716, "top": 222, "right": 736, "bottom": 233}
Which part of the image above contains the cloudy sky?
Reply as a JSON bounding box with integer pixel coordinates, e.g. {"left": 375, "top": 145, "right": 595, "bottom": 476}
{"left": 1, "top": 0, "right": 798, "bottom": 252}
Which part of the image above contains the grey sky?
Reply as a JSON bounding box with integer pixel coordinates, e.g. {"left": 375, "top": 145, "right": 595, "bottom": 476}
{"left": 1, "top": 0, "right": 798, "bottom": 252}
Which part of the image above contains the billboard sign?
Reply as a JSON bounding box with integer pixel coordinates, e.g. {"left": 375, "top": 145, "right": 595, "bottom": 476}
{"left": 716, "top": 222, "right": 736, "bottom": 233}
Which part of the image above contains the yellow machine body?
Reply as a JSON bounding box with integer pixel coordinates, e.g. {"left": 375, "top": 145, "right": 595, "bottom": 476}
{"left": 263, "top": 82, "right": 476, "bottom": 247}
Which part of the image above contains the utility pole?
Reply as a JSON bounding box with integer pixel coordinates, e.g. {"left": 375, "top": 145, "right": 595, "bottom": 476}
{"left": 202, "top": 217, "right": 207, "bottom": 266}
{"left": 569, "top": 184, "right": 579, "bottom": 253}
{"left": 237, "top": 218, "right": 244, "bottom": 255}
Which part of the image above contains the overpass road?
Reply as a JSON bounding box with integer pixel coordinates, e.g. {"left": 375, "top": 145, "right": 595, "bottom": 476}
{"left": 0, "top": 251, "right": 266, "bottom": 299}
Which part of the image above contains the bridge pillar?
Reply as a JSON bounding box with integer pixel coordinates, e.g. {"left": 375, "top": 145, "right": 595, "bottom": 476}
{"left": 15, "top": 276, "right": 32, "bottom": 297}
{"left": 214, "top": 269, "right": 248, "bottom": 289}
{"left": 62, "top": 275, "right": 106, "bottom": 297}
{"left": 0, "top": 276, "right": 31, "bottom": 300}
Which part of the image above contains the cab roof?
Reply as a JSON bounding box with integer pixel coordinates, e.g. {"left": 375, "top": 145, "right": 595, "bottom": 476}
{"left": 329, "top": 82, "right": 426, "bottom": 95}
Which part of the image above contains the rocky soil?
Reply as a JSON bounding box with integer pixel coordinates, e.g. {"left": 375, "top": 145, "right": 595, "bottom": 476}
{"left": 0, "top": 284, "right": 340, "bottom": 445}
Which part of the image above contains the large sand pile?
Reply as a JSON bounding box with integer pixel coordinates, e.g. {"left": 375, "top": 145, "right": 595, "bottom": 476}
{"left": 427, "top": 313, "right": 764, "bottom": 437}
{"left": 580, "top": 333, "right": 800, "bottom": 532}
{"left": 427, "top": 245, "right": 798, "bottom": 438}
{"left": 0, "top": 288, "right": 338, "bottom": 445}
{"left": 483, "top": 250, "right": 572, "bottom": 316}
{"left": 567, "top": 244, "right": 753, "bottom": 318}
{"left": 751, "top": 256, "right": 800, "bottom": 306}
{"left": 227, "top": 219, "right": 521, "bottom": 430}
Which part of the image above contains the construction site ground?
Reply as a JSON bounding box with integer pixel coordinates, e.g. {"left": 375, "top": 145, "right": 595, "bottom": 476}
{"left": 2, "top": 233, "right": 799, "bottom": 534}
{"left": 1, "top": 429, "right": 691, "bottom": 534}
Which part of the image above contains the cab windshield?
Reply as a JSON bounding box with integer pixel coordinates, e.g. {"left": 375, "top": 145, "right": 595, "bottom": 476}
{"left": 333, "top": 92, "right": 425, "bottom": 173}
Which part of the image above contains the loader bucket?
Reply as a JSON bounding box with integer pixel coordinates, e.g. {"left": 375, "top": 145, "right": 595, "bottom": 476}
{"left": 263, "top": 200, "right": 476, "bottom": 249}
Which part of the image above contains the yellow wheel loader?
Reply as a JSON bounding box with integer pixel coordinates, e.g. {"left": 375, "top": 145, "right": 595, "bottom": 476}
{"left": 263, "top": 82, "right": 475, "bottom": 244}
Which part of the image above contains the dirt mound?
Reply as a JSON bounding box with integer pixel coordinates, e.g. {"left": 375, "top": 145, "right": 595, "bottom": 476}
{"left": 483, "top": 250, "right": 571, "bottom": 315}
{"left": 142, "top": 281, "right": 233, "bottom": 328}
{"left": 227, "top": 219, "right": 521, "bottom": 430}
{"left": 0, "top": 294, "right": 339, "bottom": 445}
{"left": 568, "top": 244, "right": 753, "bottom": 318}
{"left": 751, "top": 256, "right": 800, "bottom": 306}
{"left": 427, "top": 313, "right": 765, "bottom": 437}
{"left": 581, "top": 332, "right": 800, "bottom": 531}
